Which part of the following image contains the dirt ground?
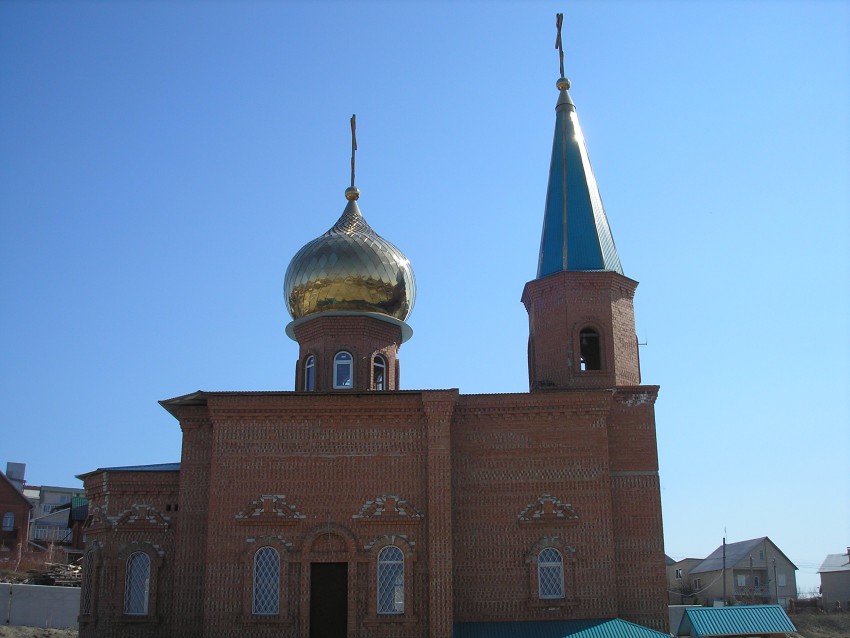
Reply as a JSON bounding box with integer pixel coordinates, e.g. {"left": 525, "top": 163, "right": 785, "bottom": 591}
{"left": 789, "top": 611, "right": 850, "bottom": 638}
{"left": 0, "top": 630, "right": 77, "bottom": 638}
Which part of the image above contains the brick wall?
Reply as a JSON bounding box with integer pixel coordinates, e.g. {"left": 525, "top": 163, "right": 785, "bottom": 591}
{"left": 453, "top": 391, "right": 619, "bottom": 622}
{"left": 187, "top": 392, "right": 434, "bottom": 638}
{"left": 0, "top": 474, "right": 31, "bottom": 550}
{"left": 80, "top": 373, "right": 667, "bottom": 635}
{"left": 292, "top": 315, "right": 404, "bottom": 392}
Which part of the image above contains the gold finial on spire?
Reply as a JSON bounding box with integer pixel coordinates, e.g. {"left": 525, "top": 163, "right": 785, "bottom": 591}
{"left": 346, "top": 114, "right": 360, "bottom": 200}
{"left": 555, "top": 13, "right": 570, "bottom": 91}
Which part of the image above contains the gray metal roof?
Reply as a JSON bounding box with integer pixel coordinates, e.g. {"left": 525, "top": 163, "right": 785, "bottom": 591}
{"left": 689, "top": 537, "right": 797, "bottom": 575}
{"left": 818, "top": 552, "right": 850, "bottom": 573}
{"left": 677, "top": 604, "right": 795, "bottom": 637}
{"left": 76, "top": 462, "right": 180, "bottom": 479}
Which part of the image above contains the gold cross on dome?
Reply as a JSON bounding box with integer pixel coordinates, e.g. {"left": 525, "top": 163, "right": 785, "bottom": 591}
{"left": 350, "top": 114, "right": 357, "bottom": 188}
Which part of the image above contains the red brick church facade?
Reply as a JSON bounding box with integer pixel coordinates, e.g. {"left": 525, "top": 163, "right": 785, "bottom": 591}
{"left": 78, "top": 27, "right": 668, "bottom": 638}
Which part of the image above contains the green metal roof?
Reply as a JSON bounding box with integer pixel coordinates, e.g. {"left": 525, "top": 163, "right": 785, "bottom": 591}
{"left": 677, "top": 604, "right": 796, "bottom": 637}
{"left": 536, "top": 77, "right": 623, "bottom": 279}
{"left": 454, "top": 619, "right": 671, "bottom": 638}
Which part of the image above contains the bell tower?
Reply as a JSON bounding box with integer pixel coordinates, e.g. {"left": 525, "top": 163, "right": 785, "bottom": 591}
{"left": 521, "top": 15, "right": 640, "bottom": 392}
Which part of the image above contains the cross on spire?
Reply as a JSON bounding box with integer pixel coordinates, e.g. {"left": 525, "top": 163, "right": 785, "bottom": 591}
{"left": 555, "top": 13, "right": 565, "bottom": 79}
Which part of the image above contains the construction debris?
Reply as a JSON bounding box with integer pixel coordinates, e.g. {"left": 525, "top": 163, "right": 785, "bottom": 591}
{"left": 17, "top": 563, "right": 82, "bottom": 587}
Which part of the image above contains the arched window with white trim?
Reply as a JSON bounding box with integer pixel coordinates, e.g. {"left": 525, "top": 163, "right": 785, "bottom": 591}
{"left": 252, "top": 546, "right": 280, "bottom": 616}
{"left": 538, "top": 547, "right": 565, "bottom": 599}
{"left": 373, "top": 355, "right": 386, "bottom": 391}
{"left": 124, "top": 552, "right": 150, "bottom": 615}
{"left": 333, "top": 351, "right": 353, "bottom": 389}
{"left": 377, "top": 546, "right": 404, "bottom": 614}
{"left": 304, "top": 355, "right": 315, "bottom": 391}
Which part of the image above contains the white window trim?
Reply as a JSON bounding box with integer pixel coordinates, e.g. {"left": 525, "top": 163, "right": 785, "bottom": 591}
{"left": 304, "top": 355, "right": 315, "bottom": 391}
{"left": 333, "top": 351, "right": 353, "bottom": 389}
{"left": 373, "top": 355, "right": 386, "bottom": 391}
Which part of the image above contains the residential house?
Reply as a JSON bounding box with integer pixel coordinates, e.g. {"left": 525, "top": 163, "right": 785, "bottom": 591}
{"left": 675, "top": 537, "right": 797, "bottom": 607}
{"left": 0, "top": 467, "right": 32, "bottom": 552}
{"left": 28, "top": 484, "right": 86, "bottom": 518}
{"left": 818, "top": 548, "right": 850, "bottom": 611}
{"left": 667, "top": 557, "right": 705, "bottom": 604}
{"left": 28, "top": 484, "right": 87, "bottom": 562}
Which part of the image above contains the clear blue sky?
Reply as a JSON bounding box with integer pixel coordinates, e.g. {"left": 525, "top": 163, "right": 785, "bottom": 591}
{"left": 1, "top": 1, "right": 847, "bottom": 594}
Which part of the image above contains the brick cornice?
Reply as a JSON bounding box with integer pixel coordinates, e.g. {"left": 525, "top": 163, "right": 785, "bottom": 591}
{"left": 457, "top": 390, "right": 614, "bottom": 415}
{"left": 612, "top": 386, "right": 660, "bottom": 405}
{"left": 521, "top": 270, "right": 639, "bottom": 308}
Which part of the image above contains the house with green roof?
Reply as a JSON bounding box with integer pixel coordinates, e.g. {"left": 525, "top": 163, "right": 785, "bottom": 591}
{"left": 675, "top": 604, "right": 795, "bottom": 638}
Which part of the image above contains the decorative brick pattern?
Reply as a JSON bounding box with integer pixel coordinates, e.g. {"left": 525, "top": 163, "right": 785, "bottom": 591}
{"left": 518, "top": 495, "right": 580, "bottom": 524}
{"left": 236, "top": 495, "right": 306, "bottom": 525}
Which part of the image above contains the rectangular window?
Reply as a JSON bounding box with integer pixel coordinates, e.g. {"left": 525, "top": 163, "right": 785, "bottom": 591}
{"left": 333, "top": 352, "right": 353, "bottom": 389}
{"left": 675, "top": 569, "right": 683, "bottom": 579}
{"left": 737, "top": 574, "right": 746, "bottom": 587}
{"left": 693, "top": 578, "right": 702, "bottom": 590}
{"left": 778, "top": 573, "right": 786, "bottom": 587}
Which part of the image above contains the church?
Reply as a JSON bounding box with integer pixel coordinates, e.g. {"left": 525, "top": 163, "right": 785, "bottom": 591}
{"left": 77, "top": 16, "right": 668, "bottom": 638}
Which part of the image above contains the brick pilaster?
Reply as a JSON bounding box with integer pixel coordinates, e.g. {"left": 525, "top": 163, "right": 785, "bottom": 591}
{"left": 421, "top": 391, "right": 458, "bottom": 638}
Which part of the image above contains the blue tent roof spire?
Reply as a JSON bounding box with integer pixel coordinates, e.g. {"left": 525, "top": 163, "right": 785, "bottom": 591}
{"left": 536, "top": 17, "right": 623, "bottom": 278}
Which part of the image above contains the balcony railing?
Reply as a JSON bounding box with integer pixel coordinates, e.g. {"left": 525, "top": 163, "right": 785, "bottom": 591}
{"left": 31, "top": 526, "right": 72, "bottom": 543}
{"left": 735, "top": 585, "right": 771, "bottom": 598}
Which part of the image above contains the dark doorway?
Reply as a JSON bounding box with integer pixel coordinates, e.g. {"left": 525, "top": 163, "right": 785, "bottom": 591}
{"left": 310, "top": 562, "right": 347, "bottom": 638}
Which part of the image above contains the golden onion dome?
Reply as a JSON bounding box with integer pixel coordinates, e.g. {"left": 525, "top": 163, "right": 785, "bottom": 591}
{"left": 284, "top": 187, "right": 416, "bottom": 322}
